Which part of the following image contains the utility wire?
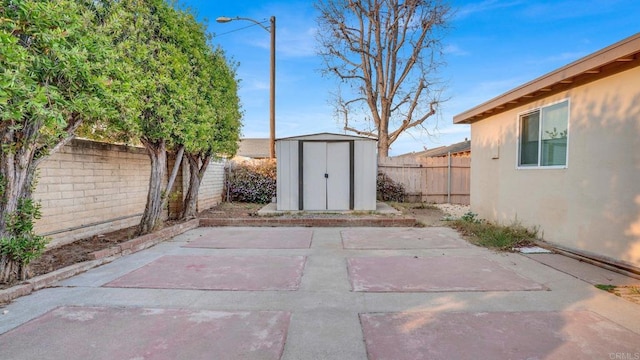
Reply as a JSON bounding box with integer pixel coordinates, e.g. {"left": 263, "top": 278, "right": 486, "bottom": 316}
{"left": 213, "top": 20, "right": 269, "bottom": 37}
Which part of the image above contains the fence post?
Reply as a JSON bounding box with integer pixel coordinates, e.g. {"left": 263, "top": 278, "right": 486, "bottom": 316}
{"left": 447, "top": 152, "right": 451, "bottom": 204}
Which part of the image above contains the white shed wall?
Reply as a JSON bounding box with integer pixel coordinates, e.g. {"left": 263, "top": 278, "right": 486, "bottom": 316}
{"left": 276, "top": 140, "right": 299, "bottom": 210}
{"left": 276, "top": 134, "right": 377, "bottom": 211}
{"left": 354, "top": 141, "right": 377, "bottom": 210}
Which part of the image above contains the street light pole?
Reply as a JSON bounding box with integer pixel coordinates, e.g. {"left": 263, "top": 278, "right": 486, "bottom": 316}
{"left": 216, "top": 16, "right": 276, "bottom": 159}
{"left": 268, "top": 16, "right": 276, "bottom": 159}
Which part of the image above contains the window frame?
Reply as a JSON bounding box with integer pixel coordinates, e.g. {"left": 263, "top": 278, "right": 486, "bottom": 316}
{"left": 516, "top": 98, "right": 570, "bottom": 169}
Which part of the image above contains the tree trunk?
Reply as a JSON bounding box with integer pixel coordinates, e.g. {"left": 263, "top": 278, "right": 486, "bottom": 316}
{"left": 181, "top": 153, "right": 210, "bottom": 220}
{"left": 137, "top": 138, "right": 167, "bottom": 235}
{"left": 0, "top": 162, "right": 30, "bottom": 279}
{"left": 1, "top": 127, "right": 41, "bottom": 282}
{"left": 162, "top": 145, "right": 184, "bottom": 213}
{"left": 377, "top": 132, "right": 390, "bottom": 160}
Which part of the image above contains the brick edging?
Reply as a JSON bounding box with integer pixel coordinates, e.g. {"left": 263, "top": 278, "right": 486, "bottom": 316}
{"left": 0, "top": 219, "right": 199, "bottom": 304}
{"left": 198, "top": 217, "right": 417, "bottom": 227}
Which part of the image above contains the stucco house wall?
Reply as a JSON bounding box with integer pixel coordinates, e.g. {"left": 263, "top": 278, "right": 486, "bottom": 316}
{"left": 457, "top": 33, "right": 640, "bottom": 270}
{"left": 470, "top": 65, "right": 640, "bottom": 268}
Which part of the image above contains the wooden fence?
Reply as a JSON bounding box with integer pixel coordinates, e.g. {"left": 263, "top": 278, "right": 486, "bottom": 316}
{"left": 378, "top": 156, "right": 470, "bottom": 205}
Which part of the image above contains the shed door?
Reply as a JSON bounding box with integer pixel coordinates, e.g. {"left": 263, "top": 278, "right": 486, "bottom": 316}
{"left": 302, "top": 142, "right": 351, "bottom": 210}
{"left": 326, "top": 142, "right": 350, "bottom": 210}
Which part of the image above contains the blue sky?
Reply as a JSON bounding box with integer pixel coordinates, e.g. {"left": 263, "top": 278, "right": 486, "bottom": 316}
{"left": 181, "top": 0, "right": 640, "bottom": 156}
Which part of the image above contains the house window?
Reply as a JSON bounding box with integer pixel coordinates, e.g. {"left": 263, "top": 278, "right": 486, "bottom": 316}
{"left": 518, "top": 100, "right": 568, "bottom": 167}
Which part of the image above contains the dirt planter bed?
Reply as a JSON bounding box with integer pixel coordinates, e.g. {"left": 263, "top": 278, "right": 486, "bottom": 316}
{"left": 0, "top": 220, "right": 199, "bottom": 304}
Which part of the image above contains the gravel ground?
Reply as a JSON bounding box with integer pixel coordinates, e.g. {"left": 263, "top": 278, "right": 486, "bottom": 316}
{"left": 434, "top": 203, "right": 471, "bottom": 219}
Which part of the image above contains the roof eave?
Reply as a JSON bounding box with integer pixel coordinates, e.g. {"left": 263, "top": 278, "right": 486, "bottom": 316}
{"left": 454, "top": 32, "right": 640, "bottom": 124}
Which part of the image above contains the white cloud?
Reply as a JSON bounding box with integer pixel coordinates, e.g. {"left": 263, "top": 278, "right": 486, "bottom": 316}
{"left": 443, "top": 44, "right": 469, "bottom": 56}
{"left": 527, "top": 51, "right": 588, "bottom": 66}
{"left": 278, "top": 27, "right": 318, "bottom": 58}
{"left": 388, "top": 125, "right": 470, "bottom": 156}
{"left": 520, "top": 0, "right": 624, "bottom": 20}
{"left": 454, "top": 0, "right": 523, "bottom": 20}
{"left": 437, "top": 125, "right": 471, "bottom": 135}
{"left": 243, "top": 80, "right": 269, "bottom": 92}
{"left": 237, "top": 23, "right": 317, "bottom": 59}
{"left": 446, "top": 76, "right": 527, "bottom": 113}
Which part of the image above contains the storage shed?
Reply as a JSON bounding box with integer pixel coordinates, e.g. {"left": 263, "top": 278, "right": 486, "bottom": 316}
{"left": 276, "top": 133, "right": 377, "bottom": 211}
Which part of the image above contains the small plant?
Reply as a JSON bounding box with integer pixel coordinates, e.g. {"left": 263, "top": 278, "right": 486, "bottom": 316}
{"left": 594, "top": 284, "right": 617, "bottom": 293}
{"left": 376, "top": 173, "right": 406, "bottom": 202}
{"left": 450, "top": 216, "right": 537, "bottom": 251}
{"left": 460, "top": 211, "right": 481, "bottom": 223}
{"left": 1, "top": 198, "right": 49, "bottom": 282}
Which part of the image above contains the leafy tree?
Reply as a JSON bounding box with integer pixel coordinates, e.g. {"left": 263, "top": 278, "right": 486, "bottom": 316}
{"left": 315, "top": 0, "right": 451, "bottom": 159}
{"left": 100, "top": 0, "right": 201, "bottom": 234}
{"left": 102, "top": 0, "right": 241, "bottom": 230}
{"left": 179, "top": 48, "right": 241, "bottom": 219}
{"left": 0, "top": 0, "right": 119, "bottom": 281}
{"left": 142, "top": 9, "right": 241, "bottom": 220}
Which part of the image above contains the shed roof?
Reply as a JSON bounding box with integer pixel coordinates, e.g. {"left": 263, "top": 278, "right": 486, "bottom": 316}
{"left": 454, "top": 32, "right": 640, "bottom": 124}
{"left": 277, "top": 132, "right": 377, "bottom": 142}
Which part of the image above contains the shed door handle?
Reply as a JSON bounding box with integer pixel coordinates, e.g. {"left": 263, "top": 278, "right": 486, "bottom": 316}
{"left": 324, "top": 173, "right": 329, "bottom": 178}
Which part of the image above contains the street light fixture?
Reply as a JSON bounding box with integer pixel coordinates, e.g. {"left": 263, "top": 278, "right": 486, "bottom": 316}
{"left": 216, "top": 16, "right": 276, "bottom": 159}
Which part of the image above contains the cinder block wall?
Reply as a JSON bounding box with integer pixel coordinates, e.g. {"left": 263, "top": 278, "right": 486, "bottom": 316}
{"left": 33, "top": 139, "right": 224, "bottom": 248}
{"left": 168, "top": 157, "right": 226, "bottom": 218}
{"left": 197, "top": 160, "right": 225, "bottom": 210}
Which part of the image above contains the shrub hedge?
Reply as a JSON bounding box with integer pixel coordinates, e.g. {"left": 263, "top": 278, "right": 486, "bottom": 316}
{"left": 226, "top": 160, "right": 276, "bottom": 204}
{"left": 376, "top": 172, "right": 406, "bottom": 202}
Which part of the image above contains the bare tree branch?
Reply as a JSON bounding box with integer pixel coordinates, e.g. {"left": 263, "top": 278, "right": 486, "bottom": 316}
{"left": 316, "top": 0, "right": 450, "bottom": 158}
{"left": 389, "top": 99, "right": 437, "bottom": 143}
{"left": 343, "top": 125, "right": 377, "bottom": 138}
{"left": 32, "top": 113, "right": 83, "bottom": 169}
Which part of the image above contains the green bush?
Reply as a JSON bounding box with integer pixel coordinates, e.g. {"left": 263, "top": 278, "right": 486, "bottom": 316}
{"left": 376, "top": 172, "right": 406, "bottom": 202}
{"left": 226, "top": 161, "right": 276, "bottom": 204}
{"left": 1, "top": 198, "right": 48, "bottom": 281}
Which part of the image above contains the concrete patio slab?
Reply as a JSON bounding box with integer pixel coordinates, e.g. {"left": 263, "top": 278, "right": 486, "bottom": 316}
{"left": 347, "top": 256, "right": 545, "bottom": 292}
{"left": 104, "top": 255, "right": 306, "bottom": 291}
{"left": 360, "top": 310, "right": 640, "bottom": 360}
{"left": 2, "top": 226, "right": 640, "bottom": 360}
{"left": 342, "top": 227, "right": 469, "bottom": 249}
{"left": 0, "top": 306, "right": 290, "bottom": 360}
{"left": 184, "top": 227, "right": 313, "bottom": 249}
{"left": 526, "top": 253, "right": 640, "bottom": 286}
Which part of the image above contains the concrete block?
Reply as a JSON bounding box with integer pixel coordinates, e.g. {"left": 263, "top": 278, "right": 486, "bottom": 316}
{"left": 46, "top": 183, "right": 74, "bottom": 192}
{"left": 35, "top": 191, "right": 62, "bottom": 201}
{"left": 59, "top": 161, "right": 84, "bottom": 170}
{"left": 73, "top": 183, "right": 96, "bottom": 191}
{"left": 45, "top": 168, "right": 70, "bottom": 177}
{"left": 50, "top": 198, "right": 74, "bottom": 208}
{"left": 71, "top": 169, "right": 94, "bottom": 178}
{"left": 93, "top": 169, "right": 117, "bottom": 177}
